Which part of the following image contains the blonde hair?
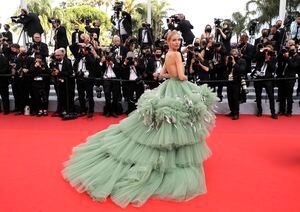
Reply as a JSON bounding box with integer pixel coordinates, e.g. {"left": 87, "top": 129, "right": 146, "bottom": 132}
{"left": 167, "top": 30, "right": 181, "bottom": 43}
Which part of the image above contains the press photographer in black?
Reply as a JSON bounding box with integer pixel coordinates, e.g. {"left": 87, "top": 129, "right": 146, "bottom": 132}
{"left": 276, "top": 46, "right": 300, "bottom": 116}
{"left": 169, "top": 14, "right": 195, "bottom": 45}
{"left": 84, "top": 19, "right": 101, "bottom": 42}
{"left": 29, "top": 54, "right": 50, "bottom": 116}
{"left": 137, "top": 45, "right": 155, "bottom": 89}
{"left": 73, "top": 42, "right": 101, "bottom": 118}
{"left": 27, "top": 33, "right": 49, "bottom": 63}
{"left": 11, "top": 9, "right": 44, "bottom": 38}
{"left": 1, "top": 24, "right": 13, "bottom": 44}
{"left": 49, "top": 48, "right": 74, "bottom": 118}
{"left": 138, "top": 22, "right": 154, "bottom": 48}
{"left": 215, "top": 20, "right": 232, "bottom": 55}
{"left": 251, "top": 47, "right": 277, "bottom": 119}
{"left": 52, "top": 19, "right": 69, "bottom": 51}
{"left": 0, "top": 50, "right": 10, "bottom": 114}
{"left": 225, "top": 49, "right": 246, "bottom": 120}
{"left": 189, "top": 47, "right": 210, "bottom": 84}
{"left": 122, "top": 51, "right": 145, "bottom": 114}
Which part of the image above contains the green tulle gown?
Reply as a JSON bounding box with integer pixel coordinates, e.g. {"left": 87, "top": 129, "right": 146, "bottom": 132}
{"left": 62, "top": 77, "right": 217, "bottom": 208}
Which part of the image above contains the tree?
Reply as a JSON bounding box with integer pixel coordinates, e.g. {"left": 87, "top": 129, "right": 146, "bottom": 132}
{"left": 62, "top": 5, "right": 111, "bottom": 44}
{"left": 232, "top": 12, "right": 247, "bottom": 43}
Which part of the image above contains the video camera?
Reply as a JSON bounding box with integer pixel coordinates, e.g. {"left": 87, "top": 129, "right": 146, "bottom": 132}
{"left": 167, "top": 14, "right": 181, "bottom": 24}
{"left": 214, "top": 18, "right": 223, "bottom": 28}
{"left": 80, "top": 17, "right": 92, "bottom": 25}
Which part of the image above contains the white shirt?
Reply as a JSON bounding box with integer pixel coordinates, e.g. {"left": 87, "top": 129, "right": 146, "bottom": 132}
{"left": 155, "top": 60, "right": 162, "bottom": 74}
{"left": 78, "top": 58, "right": 89, "bottom": 78}
{"left": 259, "top": 62, "right": 267, "bottom": 77}
{"left": 58, "top": 60, "right": 64, "bottom": 72}
{"left": 142, "top": 29, "right": 148, "bottom": 43}
{"left": 104, "top": 65, "right": 116, "bottom": 79}
{"left": 119, "top": 19, "right": 127, "bottom": 35}
{"left": 129, "top": 65, "right": 138, "bottom": 80}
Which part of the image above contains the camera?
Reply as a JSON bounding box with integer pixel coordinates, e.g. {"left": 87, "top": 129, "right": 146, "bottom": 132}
{"left": 113, "top": 1, "right": 123, "bottom": 12}
{"left": 214, "top": 18, "right": 223, "bottom": 28}
{"left": 80, "top": 17, "right": 92, "bottom": 25}
{"left": 48, "top": 17, "right": 56, "bottom": 24}
{"left": 167, "top": 14, "right": 180, "bottom": 24}
{"left": 240, "top": 77, "right": 248, "bottom": 93}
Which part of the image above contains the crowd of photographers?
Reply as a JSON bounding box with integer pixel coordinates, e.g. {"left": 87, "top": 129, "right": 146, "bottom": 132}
{"left": 0, "top": 7, "right": 300, "bottom": 120}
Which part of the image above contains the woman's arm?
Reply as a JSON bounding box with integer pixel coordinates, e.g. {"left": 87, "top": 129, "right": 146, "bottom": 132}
{"left": 159, "top": 63, "right": 170, "bottom": 78}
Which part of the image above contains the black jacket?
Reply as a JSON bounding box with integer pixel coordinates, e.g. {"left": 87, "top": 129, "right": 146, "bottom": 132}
{"left": 27, "top": 42, "right": 49, "bottom": 63}
{"left": 0, "top": 54, "right": 10, "bottom": 85}
{"left": 49, "top": 58, "right": 73, "bottom": 78}
{"left": 71, "top": 30, "right": 84, "bottom": 45}
{"left": 176, "top": 20, "right": 195, "bottom": 45}
{"left": 16, "top": 13, "right": 44, "bottom": 37}
{"left": 254, "top": 58, "right": 276, "bottom": 79}
{"left": 276, "top": 54, "right": 300, "bottom": 78}
{"left": 225, "top": 57, "right": 247, "bottom": 83}
{"left": 138, "top": 27, "right": 154, "bottom": 46}
{"left": 54, "top": 25, "right": 69, "bottom": 49}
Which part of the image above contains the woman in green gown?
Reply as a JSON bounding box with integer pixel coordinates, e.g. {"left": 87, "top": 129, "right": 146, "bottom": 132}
{"left": 62, "top": 30, "right": 217, "bottom": 208}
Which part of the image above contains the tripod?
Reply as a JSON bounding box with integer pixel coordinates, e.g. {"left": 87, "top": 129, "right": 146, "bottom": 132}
{"left": 17, "top": 27, "right": 30, "bottom": 49}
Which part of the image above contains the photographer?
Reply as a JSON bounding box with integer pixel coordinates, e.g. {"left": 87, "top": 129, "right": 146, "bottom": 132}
{"left": 1, "top": 24, "right": 13, "bottom": 44}
{"left": 113, "top": 11, "right": 132, "bottom": 43}
{"left": 290, "top": 16, "right": 300, "bottom": 44}
{"left": 215, "top": 21, "right": 232, "bottom": 55}
{"left": 189, "top": 47, "right": 210, "bottom": 85}
{"left": 122, "top": 51, "right": 145, "bottom": 114}
{"left": 254, "top": 28, "right": 271, "bottom": 49}
{"left": 137, "top": 45, "right": 156, "bottom": 89}
{"left": 225, "top": 49, "right": 247, "bottom": 120}
{"left": 152, "top": 47, "right": 165, "bottom": 88}
{"left": 29, "top": 54, "right": 50, "bottom": 116}
{"left": 73, "top": 45, "right": 101, "bottom": 118}
{"left": 238, "top": 33, "right": 256, "bottom": 103}
{"left": 49, "top": 48, "right": 74, "bottom": 117}
{"left": 11, "top": 9, "right": 44, "bottom": 38}
{"left": 52, "top": 19, "right": 69, "bottom": 51}
{"left": 276, "top": 46, "right": 300, "bottom": 116}
{"left": 252, "top": 47, "right": 277, "bottom": 119}
{"left": 138, "top": 22, "right": 154, "bottom": 48}
{"left": 69, "top": 24, "right": 83, "bottom": 59}
{"left": 200, "top": 24, "right": 214, "bottom": 41}
{"left": 174, "top": 14, "right": 195, "bottom": 45}
{"left": 15, "top": 47, "right": 34, "bottom": 115}
{"left": 84, "top": 20, "right": 101, "bottom": 42}
{"left": 27, "top": 33, "right": 49, "bottom": 63}
{"left": 0, "top": 51, "right": 10, "bottom": 114}
{"left": 210, "top": 42, "right": 227, "bottom": 101}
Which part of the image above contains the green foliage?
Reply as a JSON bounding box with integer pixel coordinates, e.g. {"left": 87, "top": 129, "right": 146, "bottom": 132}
{"left": 62, "top": 5, "right": 111, "bottom": 44}
{"left": 231, "top": 12, "right": 247, "bottom": 42}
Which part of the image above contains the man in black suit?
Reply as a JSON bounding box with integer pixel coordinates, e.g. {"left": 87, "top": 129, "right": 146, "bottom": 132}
{"left": 276, "top": 47, "right": 300, "bottom": 116}
{"left": 252, "top": 48, "right": 277, "bottom": 119}
{"left": 53, "top": 19, "right": 69, "bottom": 50}
{"left": 12, "top": 9, "right": 44, "bottom": 38}
{"left": 225, "top": 49, "right": 247, "bottom": 120}
{"left": 122, "top": 51, "right": 145, "bottom": 114}
{"left": 138, "top": 23, "right": 154, "bottom": 48}
{"left": 49, "top": 48, "right": 74, "bottom": 117}
{"left": 85, "top": 20, "right": 100, "bottom": 42}
{"left": 175, "top": 14, "right": 195, "bottom": 45}
{"left": 69, "top": 24, "right": 84, "bottom": 59}
{"left": 73, "top": 45, "right": 101, "bottom": 117}
{"left": 117, "top": 11, "right": 132, "bottom": 43}
{"left": 254, "top": 28, "right": 270, "bottom": 49}
{"left": 1, "top": 24, "right": 13, "bottom": 44}
{"left": 0, "top": 52, "right": 10, "bottom": 114}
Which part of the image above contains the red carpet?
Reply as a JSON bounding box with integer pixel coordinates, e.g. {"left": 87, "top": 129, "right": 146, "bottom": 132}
{"left": 0, "top": 114, "right": 300, "bottom": 212}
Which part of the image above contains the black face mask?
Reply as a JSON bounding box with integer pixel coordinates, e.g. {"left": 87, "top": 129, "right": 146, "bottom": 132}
{"left": 205, "top": 28, "right": 212, "bottom": 33}
{"left": 194, "top": 43, "right": 200, "bottom": 47}
{"left": 234, "top": 56, "right": 239, "bottom": 61}
{"left": 155, "top": 53, "right": 162, "bottom": 58}
{"left": 262, "top": 32, "right": 268, "bottom": 37}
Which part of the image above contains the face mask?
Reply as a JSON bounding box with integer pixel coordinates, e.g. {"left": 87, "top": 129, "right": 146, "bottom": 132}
{"left": 155, "top": 53, "right": 162, "bottom": 58}
{"left": 205, "top": 28, "right": 212, "bottom": 33}
{"left": 194, "top": 43, "right": 200, "bottom": 47}
{"left": 262, "top": 32, "right": 268, "bottom": 37}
